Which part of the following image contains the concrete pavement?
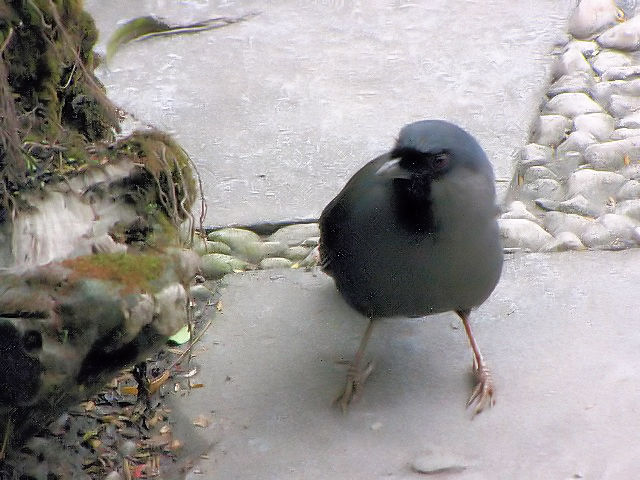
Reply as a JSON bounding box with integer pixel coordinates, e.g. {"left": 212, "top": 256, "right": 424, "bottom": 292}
{"left": 179, "top": 250, "right": 640, "bottom": 479}
{"left": 85, "top": 0, "right": 569, "bottom": 226}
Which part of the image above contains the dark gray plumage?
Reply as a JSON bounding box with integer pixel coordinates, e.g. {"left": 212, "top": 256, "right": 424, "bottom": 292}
{"left": 319, "top": 119, "right": 503, "bottom": 413}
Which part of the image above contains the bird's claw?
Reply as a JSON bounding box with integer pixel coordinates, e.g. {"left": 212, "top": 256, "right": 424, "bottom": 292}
{"left": 466, "top": 362, "right": 495, "bottom": 416}
{"left": 334, "top": 360, "right": 375, "bottom": 413}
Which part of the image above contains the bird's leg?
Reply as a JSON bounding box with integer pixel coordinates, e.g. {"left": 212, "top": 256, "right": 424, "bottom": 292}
{"left": 456, "top": 309, "right": 495, "bottom": 415}
{"left": 334, "top": 318, "right": 376, "bottom": 412}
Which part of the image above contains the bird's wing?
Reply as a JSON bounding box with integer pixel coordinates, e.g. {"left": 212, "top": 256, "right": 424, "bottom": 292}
{"left": 318, "top": 153, "right": 391, "bottom": 274}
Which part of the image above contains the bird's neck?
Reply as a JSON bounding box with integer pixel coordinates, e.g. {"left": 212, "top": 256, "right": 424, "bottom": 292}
{"left": 392, "top": 177, "right": 436, "bottom": 235}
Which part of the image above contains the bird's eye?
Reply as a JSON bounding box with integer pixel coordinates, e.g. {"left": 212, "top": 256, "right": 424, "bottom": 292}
{"left": 432, "top": 153, "right": 449, "bottom": 170}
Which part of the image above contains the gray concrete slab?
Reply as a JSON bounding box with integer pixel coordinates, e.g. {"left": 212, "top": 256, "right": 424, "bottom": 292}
{"left": 176, "top": 250, "right": 640, "bottom": 479}
{"left": 85, "top": 0, "right": 570, "bottom": 226}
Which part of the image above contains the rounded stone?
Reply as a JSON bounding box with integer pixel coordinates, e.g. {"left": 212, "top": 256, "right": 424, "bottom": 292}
{"left": 207, "top": 228, "right": 261, "bottom": 254}
{"left": 284, "top": 245, "right": 312, "bottom": 261}
{"left": 192, "top": 238, "right": 232, "bottom": 256}
{"left": 607, "top": 94, "right": 640, "bottom": 118}
{"left": 524, "top": 166, "right": 558, "bottom": 183}
{"left": 531, "top": 114, "right": 571, "bottom": 146}
{"left": 573, "top": 112, "right": 615, "bottom": 141}
{"left": 552, "top": 150, "right": 583, "bottom": 180}
{"left": 259, "top": 257, "right": 294, "bottom": 269}
{"left": 301, "top": 236, "right": 320, "bottom": 247}
{"left": 570, "top": 39, "right": 600, "bottom": 57}
{"left": 543, "top": 92, "right": 603, "bottom": 117}
{"left": 597, "top": 15, "right": 640, "bottom": 51}
{"left": 519, "top": 143, "right": 553, "bottom": 167}
{"left": 543, "top": 231, "right": 586, "bottom": 252}
{"left": 602, "top": 65, "right": 640, "bottom": 81}
{"left": 584, "top": 139, "right": 640, "bottom": 170}
{"left": 581, "top": 221, "right": 615, "bottom": 248}
{"left": 268, "top": 223, "right": 321, "bottom": 246}
{"left": 617, "top": 179, "right": 640, "bottom": 200}
{"left": 521, "top": 178, "right": 564, "bottom": 201}
{"left": 610, "top": 128, "right": 640, "bottom": 140}
{"left": 200, "top": 253, "right": 250, "bottom": 279}
{"left": 601, "top": 79, "right": 640, "bottom": 98}
{"left": 616, "top": 199, "right": 640, "bottom": 221}
{"left": 591, "top": 50, "right": 632, "bottom": 75}
{"left": 190, "top": 284, "right": 213, "bottom": 302}
{"left": 500, "top": 201, "right": 539, "bottom": 222}
{"left": 105, "top": 472, "right": 123, "bottom": 480}
{"left": 543, "top": 211, "right": 596, "bottom": 236}
{"left": 498, "top": 218, "right": 554, "bottom": 251}
{"left": 568, "top": 0, "right": 623, "bottom": 39}
{"left": 618, "top": 112, "right": 640, "bottom": 129}
{"left": 243, "top": 241, "right": 287, "bottom": 263}
{"left": 556, "top": 194, "right": 603, "bottom": 217}
{"left": 554, "top": 45, "right": 593, "bottom": 78}
{"left": 567, "top": 169, "right": 626, "bottom": 203}
{"left": 556, "top": 130, "right": 598, "bottom": 155}
{"left": 599, "top": 212, "right": 639, "bottom": 242}
{"left": 548, "top": 72, "right": 595, "bottom": 97}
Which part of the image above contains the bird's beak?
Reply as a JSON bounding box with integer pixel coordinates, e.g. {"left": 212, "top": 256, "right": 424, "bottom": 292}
{"left": 375, "top": 157, "right": 411, "bottom": 179}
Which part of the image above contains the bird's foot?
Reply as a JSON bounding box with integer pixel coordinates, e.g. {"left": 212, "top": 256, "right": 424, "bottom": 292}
{"left": 333, "top": 360, "right": 375, "bottom": 413}
{"left": 467, "top": 361, "right": 495, "bottom": 416}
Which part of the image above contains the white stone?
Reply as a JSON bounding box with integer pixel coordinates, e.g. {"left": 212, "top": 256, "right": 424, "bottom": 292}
{"left": 555, "top": 45, "right": 593, "bottom": 77}
{"left": 557, "top": 130, "right": 598, "bottom": 155}
{"left": 542, "top": 231, "right": 586, "bottom": 252}
{"left": 521, "top": 178, "right": 564, "bottom": 201}
{"left": 567, "top": 169, "right": 626, "bottom": 203}
{"left": 544, "top": 211, "right": 595, "bottom": 236}
{"left": 548, "top": 72, "right": 595, "bottom": 97}
{"left": 520, "top": 143, "right": 553, "bottom": 167}
{"left": 568, "top": 0, "right": 624, "bottom": 40}
{"left": 498, "top": 218, "right": 554, "bottom": 251}
{"left": 500, "top": 201, "right": 539, "bottom": 222}
{"left": 617, "top": 179, "right": 640, "bottom": 200}
{"left": 608, "top": 94, "right": 640, "bottom": 118}
{"left": 543, "top": 93, "right": 603, "bottom": 117}
{"left": 616, "top": 199, "right": 640, "bottom": 221}
{"left": 597, "top": 15, "right": 640, "bottom": 51}
{"left": 584, "top": 138, "right": 640, "bottom": 170}
{"left": 591, "top": 50, "right": 633, "bottom": 75}
{"left": 618, "top": 111, "right": 640, "bottom": 128}
{"left": 610, "top": 128, "right": 640, "bottom": 140}
{"left": 573, "top": 112, "right": 615, "bottom": 141}
{"left": 531, "top": 115, "right": 571, "bottom": 146}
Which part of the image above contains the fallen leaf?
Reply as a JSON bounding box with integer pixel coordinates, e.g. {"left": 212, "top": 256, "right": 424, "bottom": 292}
{"left": 190, "top": 383, "right": 204, "bottom": 389}
{"left": 120, "top": 386, "right": 138, "bottom": 396}
{"left": 215, "top": 300, "right": 223, "bottom": 312}
{"left": 183, "top": 368, "right": 198, "bottom": 378}
{"left": 149, "top": 369, "right": 171, "bottom": 394}
{"left": 193, "top": 415, "right": 211, "bottom": 428}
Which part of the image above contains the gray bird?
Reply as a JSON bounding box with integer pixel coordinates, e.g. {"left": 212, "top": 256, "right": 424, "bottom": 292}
{"left": 319, "top": 119, "right": 503, "bottom": 414}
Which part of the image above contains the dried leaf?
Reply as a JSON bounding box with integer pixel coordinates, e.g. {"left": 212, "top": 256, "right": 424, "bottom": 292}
{"left": 149, "top": 369, "right": 171, "bottom": 394}
{"left": 120, "top": 386, "right": 138, "bottom": 396}
{"left": 215, "top": 300, "right": 223, "bottom": 312}
{"left": 183, "top": 368, "right": 197, "bottom": 378}
{"left": 193, "top": 415, "right": 211, "bottom": 428}
{"left": 190, "top": 383, "right": 204, "bottom": 389}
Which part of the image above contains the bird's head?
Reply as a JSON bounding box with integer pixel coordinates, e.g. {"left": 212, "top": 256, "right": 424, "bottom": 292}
{"left": 375, "top": 120, "right": 493, "bottom": 184}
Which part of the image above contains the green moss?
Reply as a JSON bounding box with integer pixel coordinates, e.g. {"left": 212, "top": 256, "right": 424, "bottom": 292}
{"left": 62, "top": 252, "right": 168, "bottom": 294}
